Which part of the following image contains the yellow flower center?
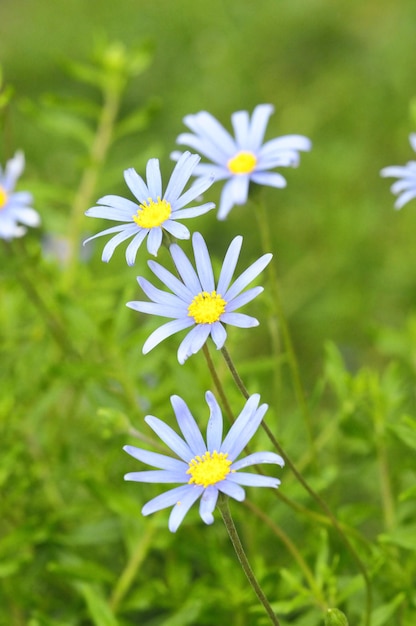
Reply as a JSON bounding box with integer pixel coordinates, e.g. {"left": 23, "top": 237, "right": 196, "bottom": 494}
{"left": 188, "top": 291, "right": 226, "bottom": 324}
{"left": 0, "top": 185, "right": 8, "bottom": 209}
{"left": 227, "top": 151, "right": 257, "bottom": 175}
{"left": 132, "top": 196, "right": 172, "bottom": 229}
{"left": 187, "top": 451, "right": 232, "bottom": 488}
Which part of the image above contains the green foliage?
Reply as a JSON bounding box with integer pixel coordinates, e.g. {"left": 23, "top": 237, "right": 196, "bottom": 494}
{"left": 1, "top": 2, "right": 416, "bottom": 625}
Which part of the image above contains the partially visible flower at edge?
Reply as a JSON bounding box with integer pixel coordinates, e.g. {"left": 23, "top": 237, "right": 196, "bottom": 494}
{"left": 83, "top": 151, "right": 215, "bottom": 265}
{"left": 127, "top": 231, "right": 272, "bottom": 364}
{"left": 171, "top": 104, "right": 311, "bottom": 220}
{"left": 380, "top": 133, "right": 416, "bottom": 209}
{"left": 124, "top": 390, "right": 284, "bottom": 532}
{"left": 0, "top": 152, "right": 40, "bottom": 240}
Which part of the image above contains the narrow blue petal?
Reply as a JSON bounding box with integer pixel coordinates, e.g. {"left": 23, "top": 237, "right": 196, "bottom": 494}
{"left": 260, "top": 135, "right": 312, "bottom": 156}
{"left": 171, "top": 395, "right": 207, "bottom": 456}
{"left": 231, "top": 451, "right": 284, "bottom": 470}
{"left": 175, "top": 133, "right": 225, "bottom": 165}
{"left": 142, "top": 484, "right": 193, "bottom": 515}
{"left": 247, "top": 104, "right": 274, "bottom": 151}
{"left": 94, "top": 194, "right": 139, "bottom": 215}
{"left": 395, "top": 189, "right": 416, "bottom": 209}
{"left": 210, "top": 321, "right": 227, "bottom": 349}
{"left": 164, "top": 152, "right": 199, "bottom": 203}
{"left": 141, "top": 318, "right": 194, "bottom": 354}
{"left": 170, "top": 243, "right": 202, "bottom": 294}
{"left": 171, "top": 202, "right": 215, "bottom": 219}
{"left": 218, "top": 480, "right": 245, "bottom": 501}
{"left": 145, "top": 415, "right": 193, "bottom": 462}
{"left": 224, "top": 253, "right": 272, "bottom": 301}
{"left": 225, "top": 286, "right": 263, "bottom": 312}
{"left": 148, "top": 260, "right": 195, "bottom": 302}
{"left": 124, "top": 469, "right": 187, "bottom": 483}
{"left": 174, "top": 175, "right": 215, "bottom": 211}
{"left": 125, "top": 230, "right": 148, "bottom": 265}
{"left": 250, "top": 172, "right": 287, "bottom": 188}
{"left": 199, "top": 485, "right": 219, "bottom": 524}
{"left": 227, "top": 473, "right": 281, "bottom": 488}
{"left": 217, "top": 178, "right": 237, "bottom": 220}
{"left": 83, "top": 224, "right": 129, "bottom": 245}
{"left": 205, "top": 391, "right": 223, "bottom": 452}
{"left": 127, "top": 300, "right": 185, "bottom": 318}
{"left": 223, "top": 402, "right": 268, "bottom": 460}
{"left": 231, "top": 110, "right": 250, "bottom": 148}
{"left": 123, "top": 445, "right": 188, "bottom": 471}
{"left": 221, "top": 312, "right": 259, "bottom": 327}
{"left": 10, "top": 207, "right": 40, "bottom": 227}
{"left": 192, "top": 232, "right": 215, "bottom": 292}
{"left": 170, "top": 156, "right": 229, "bottom": 181}
{"left": 177, "top": 324, "right": 211, "bottom": 364}
{"left": 101, "top": 227, "right": 138, "bottom": 262}
{"left": 146, "top": 227, "right": 163, "bottom": 256}
{"left": 228, "top": 174, "right": 250, "bottom": 205}
{"left": 162, "top": 220, "right": 190, "bottom": 239}
{"left": 216, "top": 236, "right": 243, "bottom": 295}
{"left": 169, "top": 485, "right": 204, "bottom": 532}
{"left": 136, "top": 276, "right": 185, "bottom": 308}
{"left": 124, "top": 168, "right": 150, "bottom": 203}
{"left": 4, "top": 151, "right": 24, "bottom": 190}
{"left": 146, "top": 159, "right": 162, "bottom": 198}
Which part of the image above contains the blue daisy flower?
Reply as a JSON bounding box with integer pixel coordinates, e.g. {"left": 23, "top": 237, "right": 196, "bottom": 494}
{"left": 84, "top": 151, "right": 215, "bottom": 265}
{"left": 0, "top": 152, "right": 40, "bottom": 240}
{"left": 171, "top": 104, "right": 311, "bottom": 220}
{"left": 124, "top": 391, "right": 284, "bottom": 532}
{"left": 127, "top": 231, "right": 272, "bottom": 364}
{"left": 381, "top": 133, "right": 416, "bottom": 209}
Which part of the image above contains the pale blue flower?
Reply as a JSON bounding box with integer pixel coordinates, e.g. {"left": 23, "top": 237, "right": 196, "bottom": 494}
{"left": 381, "top": 134, "right": 416, "bottom": 209}
{"left": 171, "top": 104, "right": 311, "bottom": 220}
{"left": 84, "top": 152, "right": 215, "bottom": 265}
{"left": 124, "top": 391, "right": 284, "bottom": 532}
{"left": 0, "top": 152, "right": 40, "bottom": 240}
{"left": 127, "top": 231, "right": 272, "bottom": 364}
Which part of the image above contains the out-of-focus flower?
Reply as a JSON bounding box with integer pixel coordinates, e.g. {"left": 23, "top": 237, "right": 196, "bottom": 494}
{"left": 124, "top": 391, "right": 284, "bottom": 532}
{"left": 0, "top": 152, "right": 40, "bottom": 240}
{"left": 380, "top": 134, "right": 416, "bottom": 209}
{"left": 172, "top": 104, "right": 311, "bottom": 220}
{"left": 84, "top": 152, "right": 215, "bottom": 265}
{"left": 127, "top": 231, "right": 272, "bottom": 364}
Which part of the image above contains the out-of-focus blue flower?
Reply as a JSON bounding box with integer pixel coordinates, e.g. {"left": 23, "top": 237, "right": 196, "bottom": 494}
{"left": 84, "top": 152, "right": 215, "bottom": 265}
{"left": 0, "top": 152, "right": 40, "bottom": 240}
{"left": 127, "top": 231, "right": 272, "bottom": 364}
{"left": 381, "top": 134, "right": 416, "bottom": 209}
{"left": 171, "top": 104, "right": 311, "bottom": 220}
{"left": 124, "top": 391, "right": 284, "bottom": 532}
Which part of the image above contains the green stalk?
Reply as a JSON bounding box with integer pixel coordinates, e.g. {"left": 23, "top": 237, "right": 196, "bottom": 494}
{"left": 217, "top": 494, "right": 281, "bottom": 626}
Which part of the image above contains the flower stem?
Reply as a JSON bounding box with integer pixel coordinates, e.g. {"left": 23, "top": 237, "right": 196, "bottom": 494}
{"left": 217, "top": 494, "right": 281, "bottom": 626}
{"left": 220, "top": 345, "right": 373, "bottom": 626}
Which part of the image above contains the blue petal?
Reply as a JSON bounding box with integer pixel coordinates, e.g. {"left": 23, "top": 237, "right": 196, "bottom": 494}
{"left": 92, "top": 194, "right": 139, "bottom": 215}
{"left": 231, "top": 110, "right": 250, "bottom": 148}
{"left": 124, "top": 469, "right": 187, "bottom": 483}
{"left": 146, "top": 158, "right": 162, "bottom": 198}
{"left": 220, "top": 312, "right": 259, "bottom": 328}
{"left": 164, "top": 151, "right": 199, "bottom": 203}
{"left": 127, "top": 300, "right": 185, "bottom": 318}
{"left": 247, "top": 104, "right": 274, "bottom": 151}
{"left": 123, "top": 445, "right": 188, "bottom": 471}
{"left": 136, "top": 276, "right": 184, "bottom": 308}
{"left": 171, "top": 395, "right": 207, "bottom": 456}
{"left": 141, "top": 318, "right": 194, "bottom": 354}
{"left": 224, "top": 253, "right": 272, "bottom": 302}
{"left": 222, "top": 400, "right": 268, "bottom": 460}
{"left": 210, "top": 321, "right": 227, "bottom": 349}
{"left": 168, "top": 485, "right": 204, "bottom": 532}
{"left": 170, "top": 243, "right": 202, "bottom": 294}
{"left": 218, "top": 480, "right": 245, "bottom": 501}
{"left": 227, "top": 473, "right": 281, "bottom": 488}
{"left": 231, "top": 451, "right": 284, "bottom": 470}
{"left": 199, "top": 485, "right": 219, "bottom": 524}
{"left": 146, "top": 227, "right": 163, "bottom": 256}
{"left": 216, "top": 236, "right": 243, "bottom": 295}
{"left": 192, "top": 232, "right": 215, "bottom": 292}
{"left": 163, "top": 220, "right": 190, "bottom": 239}
{"left": 205, "top": 391, "right": 223, "bottom": 452}
{"left": 125, "top": 230, "right": 148, "bottom": 265}
{"left": 148, "top": 260, "right": 195, "bottom": 302}
{"left": 101, "top": 226, "right": 138, "bottom": 263}
{"left": 177, "top": 324, "right": 211, "bottom": 364}
{"left": 145, "top": 415, "right": 194, "bottom": 462}
{"left": 250, "top": 172, "right": 287, "bottom": 188}
{"left": 142, "top": 484, "right": 193, "bottom": 515}
{"left": 225, "top": 286, "right": 263, "bottom": 312}
{"left": 217, "top": 178, "right": 237, "bottom": 220}
{"left": 174, "top": 174, "right": 215, "bottom": 211}
{"left": 123, "top": 168, "right": 150, "bottom": 203}
{"left": 171, "top": 202, "right": 215, "bottom": 219}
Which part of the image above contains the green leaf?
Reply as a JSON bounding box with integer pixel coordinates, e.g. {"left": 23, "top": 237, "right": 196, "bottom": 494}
{"left": 371, "top": 592, "right": 406, "bottom": 626}
{"left": 75, "top": 582, "right": 119, "bottom": 626}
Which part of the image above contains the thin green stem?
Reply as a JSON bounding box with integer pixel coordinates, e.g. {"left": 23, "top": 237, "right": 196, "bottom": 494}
{"left": 221, "top": 345, "right": 373, "bottom": 626}
{"left": 202, "top": 344, "right": 235, "bottom": 424}
{"left": 109, "top": 524, "right": 156, "bottom": 613}
{"left": 217, "top": 494, "right": 281, "bottom": 626}
{"left": 63, "top": 79, "right": 123, "bottom": 289}
{"left": 254, "top": 199, "right": 314, "bottom": 453}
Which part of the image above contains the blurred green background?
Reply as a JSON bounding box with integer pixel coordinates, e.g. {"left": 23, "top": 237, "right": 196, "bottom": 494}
{"left": 1, "top": 1, "right": 416, "bottom": 625}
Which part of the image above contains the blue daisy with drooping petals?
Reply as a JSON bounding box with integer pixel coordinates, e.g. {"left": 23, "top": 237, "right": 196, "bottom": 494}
{"left": 381, "top": 134, "right": 416, "bottom": 209}
{"left": 84, "top": 151, "right": 215, "bottom": 265}
{"left": 127, "top": 231, "right": 272, "bottom": 364}
{"left": 124, "top": 391, "right": 284, "bottom": 532}
{"left": 171, "top": 104, "right": 311, "bottom": 220}
{"left": 0, "top": 152, "right": 40, "bottom": 240}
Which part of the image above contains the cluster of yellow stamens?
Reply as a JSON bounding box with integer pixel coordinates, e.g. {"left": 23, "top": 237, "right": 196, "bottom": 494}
{"left": 187, "top": 451, "right": 233, "bottom": 488}
{"left": 132, "top": 196, "right": 172, "bottom": 229}
{"left": 0, "top": 185, "right": 8, "bottom": 210}
{"left": 188, "top": 290, "right": 227, "bottom": 324}
{"left": 227, "top": 151, "right": 257, "bottom": 175}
